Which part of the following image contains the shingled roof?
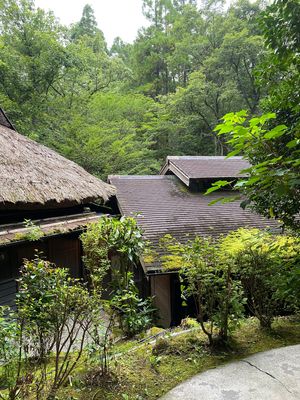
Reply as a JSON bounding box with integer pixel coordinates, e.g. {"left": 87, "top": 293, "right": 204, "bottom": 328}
{"left": 109, "top": 175, "right": 278, "bottom": 272}
{"left": 161, "top": 156, "right": 250, "bottom": 186}
{"left": 0, "top": 109, "right": 115, "bottom": 210}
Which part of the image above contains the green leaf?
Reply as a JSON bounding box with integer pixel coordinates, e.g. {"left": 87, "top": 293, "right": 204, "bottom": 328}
{"left": 205, "top": 180, "right": 232, "bottom": 195}
{"left": 220, "top": 195, "right": 241, "bottom": 204}
{"left": 226, "top": 149, "right": 241, "bottom": 157}
{"left": 264, "top": 125, "right": 287, "bottom": 139}
{"left": 286, "top": 139, "right": 299, "bottom": 148}
{"left": 208, "top": 197, "right": 226, "bottom": 206}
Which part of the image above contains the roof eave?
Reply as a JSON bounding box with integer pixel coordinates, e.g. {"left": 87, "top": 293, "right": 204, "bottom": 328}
{"left": 166, "top": 162, "right": 190, "bottom": 186}
{"left": 0, "top": 194, "right": 113, "bottom": 211}
{"left": 159, "top": 161, "right": 170, "bottom": 175}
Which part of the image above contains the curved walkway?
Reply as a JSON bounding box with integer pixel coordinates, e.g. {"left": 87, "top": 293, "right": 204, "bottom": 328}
{"left": 161, "top": 345, "right": 300, "bottom": 400}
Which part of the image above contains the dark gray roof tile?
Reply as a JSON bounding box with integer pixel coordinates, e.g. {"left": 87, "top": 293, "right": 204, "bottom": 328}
{"left": 161, "top": 156, "right": 250, "bottom": 185}
{"left": 109, "top": 175, "right": 278, "bottom": 272}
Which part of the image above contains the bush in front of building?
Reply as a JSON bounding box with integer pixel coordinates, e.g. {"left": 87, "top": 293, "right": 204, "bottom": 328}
{"left": 110, "top": 272, "right": 156, "bottom": 337}
{"left": 81, "top": 216, "right": 156, "bottom": 337}
{"left": 221, "top": 228, "right": 300, "bottom": 329}
{"left": 161, "top": 228, "right": 300, "bottom": 345}
{"left": 161, "top": 235, "right": 246, "bottom": 346}
{"left": 0, "top": 257, "right": 98, "bottom": 400}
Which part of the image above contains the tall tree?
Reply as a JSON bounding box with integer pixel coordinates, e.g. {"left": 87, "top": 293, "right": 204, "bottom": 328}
{"left": 142, "top": 0, "right": 176, "bottom": 28}
{"left": 55, "top": 92, "right": 160, "bottom": 178}
{"left": 258, "top": 0, "right": 300, "bottom": 132}
{"left": 71, "top": 4, "right": 104, "bottom": 41}
{"left": 0, "top": 0, "right": 280, "bottom": 182}
{"left": 150, "top": 0, "right": 266, "bottom": 159}
{"left": 110, "top": 37, "right": 131, "bottom": 63}
{"left": 0, "top": 0, "right": 67, "bottom": 135}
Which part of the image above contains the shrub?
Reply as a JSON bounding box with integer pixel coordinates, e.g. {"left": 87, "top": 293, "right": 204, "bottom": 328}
{"left": 81, "top": 216, "right": 146, "bottom": 290}
{"left": 161, "top": 235, "right": 246, "bottom": 345}
{"left": 0, "top": 306, "right": 30, "bottom": 400}
{"left": 110, "top": 273, "right": 156, "bottom": 337}
{"left": 81, "top": 216, "right": 155, "bottom": 338}
{"left": 221, "top": 229, "right": 300, "bottom": 328}
{"left": 16, "top": 257, "right": 96, "bottom": 399}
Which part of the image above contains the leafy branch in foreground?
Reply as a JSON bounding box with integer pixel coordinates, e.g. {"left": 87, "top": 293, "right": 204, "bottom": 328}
{"left": 206, "top": 110, "right": 300, "bottom": 230}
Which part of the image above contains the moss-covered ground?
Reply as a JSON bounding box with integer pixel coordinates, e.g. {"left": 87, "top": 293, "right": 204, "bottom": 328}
{"left": 60, "top": 315, "right": 300, "bottom": 400}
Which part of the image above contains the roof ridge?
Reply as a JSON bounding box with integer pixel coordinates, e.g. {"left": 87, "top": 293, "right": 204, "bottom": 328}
{"left": 167, "top": 156, "right": 244, "bottom": 160}
{"left": 109, "top": 175, "right": 172, "bottom": 180}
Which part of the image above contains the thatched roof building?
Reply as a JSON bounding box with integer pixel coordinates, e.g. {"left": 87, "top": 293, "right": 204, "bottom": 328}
{"left": 0, "top": 108, "right": 115, "bottom": 308}
{"left": 0, "top": 108, "right": 115, "bottom": 210}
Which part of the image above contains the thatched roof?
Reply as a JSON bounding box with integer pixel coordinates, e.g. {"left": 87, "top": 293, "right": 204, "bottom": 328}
{"left": 0, "top": 115, "right": 115, "bottom": 209}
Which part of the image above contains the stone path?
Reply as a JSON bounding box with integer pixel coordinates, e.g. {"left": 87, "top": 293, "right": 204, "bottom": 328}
{"left": 161, "top": 344, "right": 300, "bottom": 400}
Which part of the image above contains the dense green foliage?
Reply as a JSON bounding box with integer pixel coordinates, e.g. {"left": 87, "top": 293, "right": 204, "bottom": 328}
{"left": 208, "top": 110, "right": 300, "bottom": 229}
{"left": 259, "top": 0, "right": 300, "bottom": 131}
{"left": 0, "top": 257, "right": 98, "bottom": 400}
{"left": 80, "top": 216, "right": 155, "bottom": 337}
{"left": 80, "top": 216, "right": 145, "bottom": 287}
{"left": 0, "top": 0, "right": 272, "bottom": 177}
{"left": 206, "top": 0, "right": 300, "bottom": 230}
{"left": 110, "top": 273, "right": 156, "bottom": 337}
{"left": 161, "top": 228, "right": 300, "bottom": 340}
{"left": 0, "top": 307, "right": 22, "bottom": 400}
{"left": 222, "top": 228, "right": 300, "bottom": 327}
{"left": 161, "top": 234, "right": 245, "bottom": 344}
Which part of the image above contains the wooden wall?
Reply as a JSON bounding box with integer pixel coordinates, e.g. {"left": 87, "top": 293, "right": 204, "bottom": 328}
{"left": 0, "top": 233, "right": 82, "bottom": 307}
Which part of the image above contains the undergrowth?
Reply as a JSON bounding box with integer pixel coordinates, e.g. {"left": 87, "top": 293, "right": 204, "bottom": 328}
{"left": 57, "top": 315, "right": 300, "bottom": 400}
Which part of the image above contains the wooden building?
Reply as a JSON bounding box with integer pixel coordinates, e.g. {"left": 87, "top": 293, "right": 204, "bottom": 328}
{"left": 0, "top": 108, "right": 115, "bottom": 307}
{"left": 109, "top": 156, "right": 279, "bottom": 327}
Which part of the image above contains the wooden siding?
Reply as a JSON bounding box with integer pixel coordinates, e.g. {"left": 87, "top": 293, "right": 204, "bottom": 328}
{"left": 0, "top": 279, "right": 17, "bottom": 308}
{"left": 151, "top": 274, "right": 171, "bottom": 327}
{"left": 48, "top": 237, "right": 81, "bottom": 278}
{"left": 0, "top": 234, "right": 82, "bottom": 307}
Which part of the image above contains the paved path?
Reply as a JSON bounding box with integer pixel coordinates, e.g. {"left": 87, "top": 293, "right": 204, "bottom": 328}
{"left": 161, "top": 345, "right": 300, "bottom": 400}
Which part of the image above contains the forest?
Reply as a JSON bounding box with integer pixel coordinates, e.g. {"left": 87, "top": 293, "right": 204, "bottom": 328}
{"left": 0, "top": 0, "right": 293, "bottom": 179}
{"left": 0, "top": 2, "right": 300, "bottom": 399}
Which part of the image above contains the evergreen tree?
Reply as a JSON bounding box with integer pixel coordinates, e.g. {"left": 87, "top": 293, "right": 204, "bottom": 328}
{"left": 71, "top": 4, "right": 105, "bottom": 43}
